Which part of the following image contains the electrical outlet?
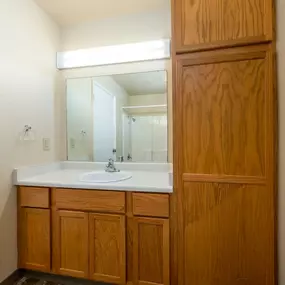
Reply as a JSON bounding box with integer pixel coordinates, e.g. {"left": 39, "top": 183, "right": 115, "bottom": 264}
{"left": 43, "top": 138, "right": 50, "bottom": 151}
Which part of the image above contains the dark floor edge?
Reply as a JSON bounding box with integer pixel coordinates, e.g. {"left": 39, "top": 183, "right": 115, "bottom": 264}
{"left": 1, "top": 270, "right": 111, "bottom": 285}
{"left": 1, "top": 269, "right": 26, "bottom": 285}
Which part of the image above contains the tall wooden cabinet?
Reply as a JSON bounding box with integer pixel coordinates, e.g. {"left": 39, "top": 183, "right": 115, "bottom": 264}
{"left": 172, "top": 0, "right": 276, "bottom": 284}
{"left": 172, "top": 0, "right": 274, "bottom": 52}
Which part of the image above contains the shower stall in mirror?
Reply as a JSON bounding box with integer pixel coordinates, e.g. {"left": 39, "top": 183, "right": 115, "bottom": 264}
{"left": 122, "top": 107, "right": 167, "bottom": 162}
{"left": 66, "top": 70, "right": 168, "bottom": 163}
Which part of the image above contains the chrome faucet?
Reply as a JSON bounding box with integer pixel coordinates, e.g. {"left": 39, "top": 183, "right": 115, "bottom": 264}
{"left": 105, "top": 158, "right": 120, "bottom": 173}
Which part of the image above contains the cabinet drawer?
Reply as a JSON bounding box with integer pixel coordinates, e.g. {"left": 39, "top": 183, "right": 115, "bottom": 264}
{"left": 19, "top": 187, "right": 49, "bottom": 208}
{"left": 132, "top": 193, "right": 169, "bottom": 218}
{"left": 55, "top": 189, "right": 125, "bottom": 213}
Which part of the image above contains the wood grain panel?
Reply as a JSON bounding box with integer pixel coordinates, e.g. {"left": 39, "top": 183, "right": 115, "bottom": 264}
{"left": 183, "top": 173, "right": 266, "bottom": 184}
{"left": 183, "top": 182, "right": 275, "bottom": 285}
{"left": 132, "top": 193, "right": 169, "bottom": 218}
{"left": 19, "top": 208, "right": 50, "bottom": 272}
{"left": 89, "top": 213, "right": 126, "bottom": 284}
{"left": 19, "top": 187, "right": 49, "bottom": 208}
{"left": 55, "top": 188, "right": 125, "bottom": 213}
{"left": 133, "top": 217, "right": 169, "bottom": 285}
{"left": 55, "top": 210, "right": 89, "bottom": 278}
{"left": 51, "top": 188, "right": 57, "bottom": 274}
{"left": 178, "top": 47, "right": 268, "bottom": 177}
{"left": 126, "top": 217, "right": 134, "bottom": 285}
{"left": 173, "top": 44, "right": 276, "bottom": 285}
{"left": 173, "top": 0, "right": 273, "bottom": 52}
{"left": 126, "top": 193, "right": 134, "bottom": 285}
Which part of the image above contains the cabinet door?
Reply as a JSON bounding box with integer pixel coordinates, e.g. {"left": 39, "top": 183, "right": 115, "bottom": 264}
{"left": 133, "top": 217, "right": 169, "bottom": 285}
{"left": 174, "top": 45, "right": 276, "bottom": 284}
{"left": 18, "top": 208, "right": 50, "bottom": 272}
{"left": 54, "top": 210, "right": 88, "bottom": 278}
{"left": 172, "top": 0, "right": 273, "bottom": 53}
{"left": 89, "top": 213, "right": 126, "bottom": 284}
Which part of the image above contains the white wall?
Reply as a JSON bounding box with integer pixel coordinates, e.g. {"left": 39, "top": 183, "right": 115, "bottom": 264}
{"left": 61, "top": 9, "right": 171, "bottom": 51}
{"left": 0, "top": 0, "right": 60, "bottom": 281}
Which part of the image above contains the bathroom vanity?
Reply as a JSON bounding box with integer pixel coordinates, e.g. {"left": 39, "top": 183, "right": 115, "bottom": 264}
{"left": 15, "top": 162, "right": 172, "bottom": 285}
{"left": 15, "top": 67, "right": 172, "bottom": 285}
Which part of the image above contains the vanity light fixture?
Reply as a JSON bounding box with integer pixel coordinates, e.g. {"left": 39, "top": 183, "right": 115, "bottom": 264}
{"left": 57, "top": 39, "right": 171, "bottom": 69}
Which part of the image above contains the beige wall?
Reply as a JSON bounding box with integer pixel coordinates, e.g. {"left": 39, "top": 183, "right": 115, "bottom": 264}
{"left": 61, "top": 8, "right": 171, "bottom": 51}
{"left": 0, "top": 0, "right": 60, "bottom": 281}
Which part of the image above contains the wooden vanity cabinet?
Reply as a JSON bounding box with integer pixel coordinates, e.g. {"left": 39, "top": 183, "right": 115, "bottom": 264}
{"left": 129, "top": 193, "right": 170, "bottom": 285}
{"left": 172, "top": 0, "right": 274, "bottom": 53}
{"left": 18, "top": 187, "right": 170, "bottom": 285}
{"left": 53, "top": 189, "right": 126, "bottom": 284}
{"left": 89, "top": 213, "right": 126, "bottom": 284}
{"left": 53, "top": 210, "right": 126, "bottom": 283}
{"left": 133, "top": 217, "right": 169, "bottom": 285}
{"left": 54, "top": 210, "right": 89, "bottom": 278}
{"left": 18, "top": 208, "right": 50, "bottom": 272}
{"left": 18, "top": 187, "right": 51, "bottom": 272}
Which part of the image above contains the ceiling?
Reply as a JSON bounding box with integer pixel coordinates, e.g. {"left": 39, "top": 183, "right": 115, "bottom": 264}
{"left": 34, "top": 0, "right": 167, "bottom": 27}
{"left": 112, "top": 71, "right": 167, "bottom": 96}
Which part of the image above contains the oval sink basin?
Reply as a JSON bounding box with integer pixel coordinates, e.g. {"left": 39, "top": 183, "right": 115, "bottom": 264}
{"left": 80, "top": 171, "right": 132, "bottom": 183}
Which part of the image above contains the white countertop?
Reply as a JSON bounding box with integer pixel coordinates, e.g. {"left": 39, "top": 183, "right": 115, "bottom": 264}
{"left": 14, "top": 161, "right": 173, "bottom": 193}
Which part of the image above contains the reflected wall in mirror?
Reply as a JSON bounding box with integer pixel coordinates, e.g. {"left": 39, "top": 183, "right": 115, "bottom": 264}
{"left": 66, "top": 71, "right": 168, "bottom": 163}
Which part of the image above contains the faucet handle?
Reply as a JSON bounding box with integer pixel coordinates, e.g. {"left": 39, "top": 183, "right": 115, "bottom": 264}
{"left": 105, "top": 158, "right": 120, "bottom": 172}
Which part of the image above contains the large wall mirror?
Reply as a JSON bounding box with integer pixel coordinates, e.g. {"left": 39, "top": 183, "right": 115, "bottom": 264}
{"left": 66, "top": 71, "right": 168, "bottom": 162}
